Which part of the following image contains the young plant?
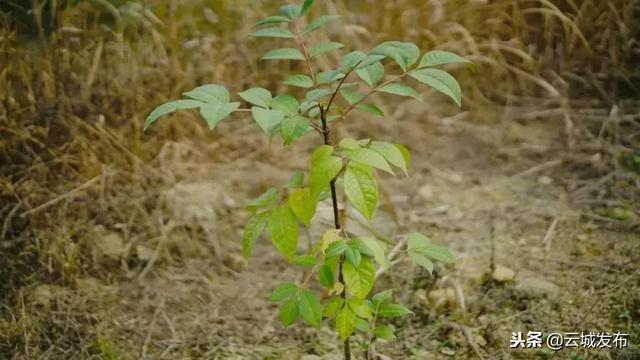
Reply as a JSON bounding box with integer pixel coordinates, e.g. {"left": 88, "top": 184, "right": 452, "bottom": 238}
{"left": 144, "top": 1, "right": 470, "bottom": 358}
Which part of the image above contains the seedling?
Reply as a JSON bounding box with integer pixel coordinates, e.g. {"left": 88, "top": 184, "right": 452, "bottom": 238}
{"left": 144, "top": 1, "right": 469, "bottom": 358}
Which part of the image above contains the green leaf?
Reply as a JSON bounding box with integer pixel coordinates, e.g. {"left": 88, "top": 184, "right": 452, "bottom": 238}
{"left": 335, "top": 306, "right": 357, "bottom": 341}
{"left": 357, "top": 104, "right": 384, "bottom": 117}
{"left": 247, "top": 187, "right": 278, "bottom": 212}
{"left": 298, "top": 289, "right": 323, "bottom": 328}
{"left": 371, "top": 289, "right": 393, "bottom": 306}
{"left": 309, "top": 145, "right": 343, "bottom": 197}
{"left": 374, "top": 324, "right": 396, "bottom": 341}
{"left": 284, "top": 74, "right": 314, "bottom": 89}
{"left": 271, "top": 95, "right": 299, "bottom": 115}
{"left": 199, "top": 102, "right": 240, "bottom": 129}
{"left": 251, "top": 107, "right": 284, "bottom": 135}
{"left": 271, "top": 282, "right": 298, "bottom": 301}
{"left": 288, "top": 187, "right": 317, "bottom": 227}
{"left": 355, "top": 317, "right": 370, "bottom": 332}
{"left": 325, "top": 241, "right": 347, "bottom": 258}
{"left": 344, "top": 241, "right": 362, "bottom": 266}
{"left": 343, "top": 257, "right": 376, "bottom": 299}
{"left": 242, "top": 211, "right": 270, "bottom": 259}
{"left": 339, "top": 138, "right": 361, "bottom": 150}
{"left": 407, "top": 233, "right": 455, "bottom": 263}
{"left": 317, "top": 70, "right": 345, "bottom": 84}
{"left": 356, "top": 62, "right": 384, "bottom": 88}
{"left": 182, "top": 84, "right": 230, "bottom": 103}
{"left": 255, "top": 16, "right": 291, "bottom": 26}
{"left": 280, "top": 116, "right": 309, "bottom": 145}
{"left": 318, "top": 264, "right": 334, "bottom": 287}
{"left": 343, "top": 163, "right": 378, "bottom": 219}
{"left": 349, "top": 298, "right": 373, "bottom": 320}
{"left": 252, "top": 27, "right": 295, "bottom": 38}
{"left": 340, "top": 51, "right": 367, "bottom": 72}
{"left": 409, "top": 68, "right": 462, "bottom": 106}
{"left": 348, "top": 148, "right": 394, "bottom": 175}
{"left": 358, "top": 237, "right": 389, "bottom": 269}
{"left": 368, "top": 141, "right": 408, "bottom": 175}
{"left": 323, "top": 296, "right": 344, "bottom": 319}
{"left": 262, "top": 48, "right": 305, "bottom": 61}
{"left": 409, "top": 251, "right": 434, "bottom": 274}
{"left": 280, "top": 296, "right": 299, "bottom": 327}
{"left": 144, "top": 99, "right": 203, "bottom": 130}
{"left": 378, "top": 303, "right": 413, "bottom": 318}
{"left": 279, "top": 4, "right": 301, "bottom": 19}
{"left": 238, "top": 87, "right": 272, "bottom": 108}
{"left": 293, "top": 255, "right": 317, "bottom": 267}
{"left": 285, "top": 171, "right": 304, "bottom": 188}
{"left": 378, "top": 83, "right": 421, "bottom": 100}
{"left": 372, "top": 41, "right": 421, "bottom": 71}
{"left": 268, "top": 206, "right": 299, "bottom": 260}
{"left": 303, "top": 15, "right": 340, "bottom": 34}
{"left": 300, "top": 0, "right": 314, "bottom": 16}
{"left": 420, "top": 50, "right": 470, "bottom": 67}
{"left": 395, "top": 144, "right": 411, "bottom": 171}
{"left": 305, "top": 88, "right": 332, "bottom": 103}
{"left": 309, "top": 42, "right": 345, "bottom": 57}
{"left": 340, "top": 88, "right": 365, "bottom": 105}
{"left": 357, "top": 54, "right": 386, "bottom": 69}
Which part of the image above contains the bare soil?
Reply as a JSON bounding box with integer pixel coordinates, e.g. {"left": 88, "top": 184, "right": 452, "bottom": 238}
{"left": 9, "top": 102, "right": 640, "bottom": 359}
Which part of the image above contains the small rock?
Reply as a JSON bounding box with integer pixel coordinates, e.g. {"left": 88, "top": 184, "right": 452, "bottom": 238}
{"left": 427, "top": 288, "right": 457, "bottom": 309}
{"left": 300, "top": 355, "right": 321, "bottom": 360}
{"left": 97, "top": 232, "right": 125, "bottom": 259}
{"left": 418, "top": 184, "right": 433, "bottom": 200}
{"left": 492, "top": 265, "right": 516, "bottom": 283}
{"left": 136, "top": 245, "right": 154, "bottom": 261}
{"left": 537, "top": 176, "right": 553, "bottom": 185}
{"left": 515, "top": 275, "right": 560, "bottom": 299}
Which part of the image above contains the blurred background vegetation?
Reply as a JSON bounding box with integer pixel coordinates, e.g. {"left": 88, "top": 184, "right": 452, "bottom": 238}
{"left": 1, "top": 0, "right": 639, "bottom": 358}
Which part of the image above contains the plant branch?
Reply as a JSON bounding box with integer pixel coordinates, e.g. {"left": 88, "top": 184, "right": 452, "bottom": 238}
{"left": 292, "top": 21, "right": 318, "bottom": 88}
{"left": 319, "top": 103, "right": 351, "bottom": 360}
{"left": 339, "top": 72, "right": 411, "bottom": 120}
{"left": 325, "top": 60, "right": 363, "bottom": 115}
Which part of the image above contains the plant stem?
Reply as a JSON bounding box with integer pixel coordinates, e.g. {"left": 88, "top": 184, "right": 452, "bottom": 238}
{"left": 319, "top": 106, "right": 351, "bottom": 360}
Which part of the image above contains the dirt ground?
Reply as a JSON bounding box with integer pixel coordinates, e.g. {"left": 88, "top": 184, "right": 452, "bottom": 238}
{"left": 8, "top": 99, "right": 636, "bottom": 360}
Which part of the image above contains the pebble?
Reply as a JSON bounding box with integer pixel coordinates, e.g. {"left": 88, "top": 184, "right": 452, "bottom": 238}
{"left": 492, "top": 265, "right": 516, "bottom": 283}
{"left": 515, "top": 275, "right": 560, "bottom": 299}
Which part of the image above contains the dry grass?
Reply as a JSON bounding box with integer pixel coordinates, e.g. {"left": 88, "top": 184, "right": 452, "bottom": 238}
{"left": 1, "top": 0, "right": 639, "bottom": 358}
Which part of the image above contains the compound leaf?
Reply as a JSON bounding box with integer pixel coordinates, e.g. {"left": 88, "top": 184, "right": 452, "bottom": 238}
{"left": 378, "top": 303, "right": 413, "bottom": 318}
